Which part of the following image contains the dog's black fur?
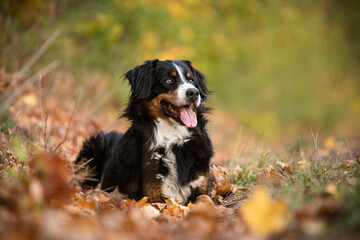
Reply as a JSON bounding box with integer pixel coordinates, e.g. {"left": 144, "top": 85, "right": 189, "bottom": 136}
{"left": 76, "top": 60, "right": 213, "bottom": 204}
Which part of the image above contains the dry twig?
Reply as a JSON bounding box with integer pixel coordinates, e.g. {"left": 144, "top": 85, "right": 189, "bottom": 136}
{"left": 5, "top": 29, "right": 61, "bottom": 97}
{"left": 3, "top": 61, "right": 60, "bottom": 110}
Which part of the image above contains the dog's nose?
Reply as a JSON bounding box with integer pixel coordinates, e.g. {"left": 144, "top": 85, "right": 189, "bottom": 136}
{"left": 186, "top": 88, "right": 200, "bottom": 102}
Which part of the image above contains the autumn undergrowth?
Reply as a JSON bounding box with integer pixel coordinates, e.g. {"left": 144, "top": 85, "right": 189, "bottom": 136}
{"left": 230, "top": 136, "right": 360, "bottom": 235}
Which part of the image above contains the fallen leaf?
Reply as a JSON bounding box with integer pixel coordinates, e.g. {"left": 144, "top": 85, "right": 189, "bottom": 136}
{"left": 266, "top": 165, "right": 278, "bottom": 176}
{"left": 340, "top": 160, "right": 357, "bottom": 169}
{"left": 76, "top": 198, "right": 95, "bottom": 210}
{"left": 137, "top": 196, "right": 149, "bottom": 206}
{"left": 119, "top": 197, "right": 149, "bottom": 212}
{"left": 210, "top": 165, "right": 232, "bottom": 196}
{"left": 20, "top": 93, "right": 38, "bottom": 107}
{"left": 324, "top": 136, "right": 336, "bottom": 149}
{"left": 163, "top": 198, "right": 184, "bottom": 217}
{"left": 325, "top": 183, "right": 338, "bottom": 198}
{"left": 151, "top": 202, "right": 167, "bottom": 212}
{"left": 297, "top": 160, "right": 309, "bottom": 169}
{"left": 106, "top": 187, "right": 127, "bottom": 207}
{"left": 276, "top": 161, "right": 294, "bottom": 174}
{"left": 142, "top": 204, "right": 161, "bottom": 218}
{"left": 187, "top": 195, "right": 218, "bottom": 220}
{"left": 240, "top": 186, "right": 289, "bottom": 235}
{"left": 93, "top": 193, "right": 110, "bottom": 203}
{"left": 29, "top": 178, "right": 44, "bottom": 203}
{"left": 30, "top": 151, "right": 74, "bottom": 206}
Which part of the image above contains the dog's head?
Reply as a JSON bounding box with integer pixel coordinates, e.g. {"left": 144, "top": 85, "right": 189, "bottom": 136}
{"left": 124, "top": 59, "right": 210, "bottom": 128}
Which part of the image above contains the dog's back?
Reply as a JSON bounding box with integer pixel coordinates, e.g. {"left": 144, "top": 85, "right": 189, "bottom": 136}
{"left": 75, "top": 131, "right": 123, "bottom": 187}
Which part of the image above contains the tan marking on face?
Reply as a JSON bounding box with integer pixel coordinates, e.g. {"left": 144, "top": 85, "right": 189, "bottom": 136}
{"left": 171, "top": 71, "right": 177, "bottom": 77}
{"left": 143, "top": 181, "right": 164, "bottom": 203}
{"left": 186, "top": 72, "right": 191, "bottom": 78}
{"left": 148, "top": 89, "right": 181, "bottom": 119}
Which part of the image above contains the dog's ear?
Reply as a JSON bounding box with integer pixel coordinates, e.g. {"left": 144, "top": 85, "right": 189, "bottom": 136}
{"left": 183, "top": 60, "right": 211, "bottom": 101}
{"left": 125, "top": 59, "right": 158, "bottom": 99}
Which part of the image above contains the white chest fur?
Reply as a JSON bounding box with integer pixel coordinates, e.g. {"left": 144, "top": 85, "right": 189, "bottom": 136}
{"left": 150, "top": 119, "right": 202, "bottom": 203}
{"left": 150, "top": 118, "right": 192, "bottom": 150}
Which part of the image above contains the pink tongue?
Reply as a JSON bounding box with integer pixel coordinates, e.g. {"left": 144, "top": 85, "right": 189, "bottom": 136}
{"left": 180, "top": 107, "right": 197, "bottom": 128}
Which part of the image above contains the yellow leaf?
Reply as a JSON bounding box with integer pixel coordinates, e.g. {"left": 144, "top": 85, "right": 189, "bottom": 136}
{"left": 297, "top": 160, "right": 309, "bottom": 169}
{"left": 240, "top": 186, "right": 289, "bottom": 235}
{"left": 324, "top": 136, "right": 336, "bottom": 149}
{"left": 325, "top": 183, "right": 338, "bottom": 198}
{"left": 20, "top": 93, "right": 37, "bottom": 107}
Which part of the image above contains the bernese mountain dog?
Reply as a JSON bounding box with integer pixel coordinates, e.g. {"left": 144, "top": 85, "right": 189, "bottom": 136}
{"left": 76, "top": 59, "right": 213, "bottom": 204}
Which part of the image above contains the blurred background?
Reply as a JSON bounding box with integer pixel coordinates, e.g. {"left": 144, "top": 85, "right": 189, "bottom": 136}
{"left": 1, "top": 0, "right": 360, "bottom": 143}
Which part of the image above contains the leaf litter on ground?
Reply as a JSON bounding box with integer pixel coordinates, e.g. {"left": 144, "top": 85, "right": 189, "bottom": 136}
{"left": 1, "top": 66, "right": 360, "bottom": 239}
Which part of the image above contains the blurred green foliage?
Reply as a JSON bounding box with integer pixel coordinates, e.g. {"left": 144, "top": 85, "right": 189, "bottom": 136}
{"left": 10, "top": 136, "right": 27, "bottom": 163}
{"left": 1, "top": 0, "right": 360, "bottom": 141}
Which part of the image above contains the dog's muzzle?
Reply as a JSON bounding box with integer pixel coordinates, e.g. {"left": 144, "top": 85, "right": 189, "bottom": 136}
{"left": 186, "top": 88, "right": 200, "bottom": 103}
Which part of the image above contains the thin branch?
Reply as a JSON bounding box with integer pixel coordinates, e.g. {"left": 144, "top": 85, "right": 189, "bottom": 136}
{"left": 38, "top": 74, "right": 48, "bottom": 151}
{"left": 310, "top": 125, "right": 322, "bottom": 161}
{"left": 51, "top": 138, "right": 67, "bottom": 155}
{"left": 5, "top": 29, "right": 61, "bottom": 97}
{"left": 346, "top": 139, "right": 354, "bottom": 160}
{"left": 3, "top": 61, "right": 60, "bottom": 111}
{"left": 44, "top": 115, "right": 48, "bottom": 151}
{"left": 64, "top": 91, "right": 81, "bottom": 139}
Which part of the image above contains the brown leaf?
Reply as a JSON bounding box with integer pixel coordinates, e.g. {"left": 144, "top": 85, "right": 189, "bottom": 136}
{"left": 210, "top": 165, "right": 232, "bottom": 197}
{"left": 266, "top": 165, "right": 278, "bottom": 176}
{"left": 30, "top": 151, "right": 74, "bottom": 206}
{"left": 276, "top": 161, "right": 294, "bottom": 174}
{"left": 119, "top": 197, "right": 150, "bottom": 213}
{"left": 340, "top": 160, "right": 357, "bottom": 169}
{"left": 187, "top": 195, "right": 218, "bottom": 220}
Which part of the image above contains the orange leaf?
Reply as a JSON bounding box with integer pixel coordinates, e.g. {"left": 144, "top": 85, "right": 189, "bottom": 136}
{"left": 276, "top": 161, "right": 294, "bottom": 174}
{"left": 76, "top": 199, "right": 95, "bottom": 209}
{"left": 163, "top": 198, "right": 184, "bottom": 217}
{"left": 93, "top": 193, "right": 110, "bottom": 203}
{"left": 137, "top": 196, "right": 149, "bottom": 206}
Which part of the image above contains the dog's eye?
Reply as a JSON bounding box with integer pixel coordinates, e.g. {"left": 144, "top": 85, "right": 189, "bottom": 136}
{"left": 188, "top": 79, "right": 194, "bottom": 83}
{"left": 166, "top": 79, "right": 173, "bottom": 84}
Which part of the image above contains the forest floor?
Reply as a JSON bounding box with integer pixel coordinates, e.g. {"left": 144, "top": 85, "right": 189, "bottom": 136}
{"left": 1, "top": 67, "right": 360, "bottom": 240}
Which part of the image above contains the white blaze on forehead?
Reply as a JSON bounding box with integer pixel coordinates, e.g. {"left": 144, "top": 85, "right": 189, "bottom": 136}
{"left": 172, "top": 63, "right": 186, "bottom": 83}
{"left": 172, "top": 62, "right": 201, "bottom": 106}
